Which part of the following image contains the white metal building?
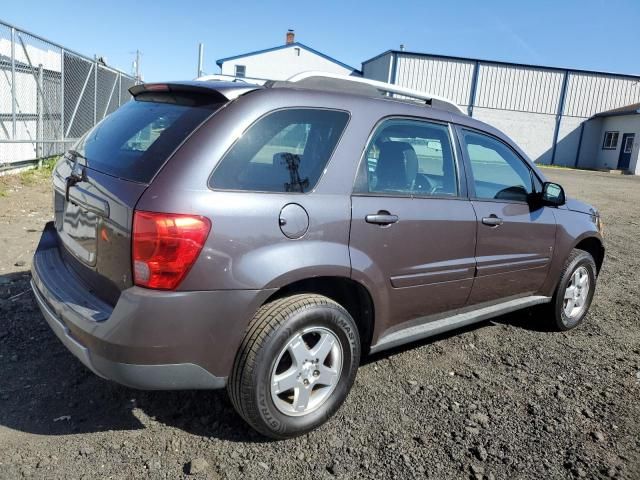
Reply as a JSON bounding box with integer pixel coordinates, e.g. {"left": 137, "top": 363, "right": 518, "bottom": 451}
{"left": 216, "top": 30, "right": 357, "bottom": 82}
{"left": 362, "top": 50, "right": 640, "bottom": 173}
{"left": 577, "top": 103, "right": 640, "bottom": 174}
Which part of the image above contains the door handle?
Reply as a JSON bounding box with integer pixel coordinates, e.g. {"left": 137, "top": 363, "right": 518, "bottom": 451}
{"left": 365, "top": 212, "right": 399, "bottom": 226}
{"left": 482, "top": 215, "right": 503, "bottom": 227}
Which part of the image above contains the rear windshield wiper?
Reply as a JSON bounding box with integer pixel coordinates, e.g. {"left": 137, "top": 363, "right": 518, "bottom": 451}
{"left": 67, "top": 149, "right": 88, "bottom": 162}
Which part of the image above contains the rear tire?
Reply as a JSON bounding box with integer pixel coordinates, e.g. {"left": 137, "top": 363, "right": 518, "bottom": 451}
{"left": 546, "top": 249, "right": 597, "bottom": 331}
{"left": 227, "top": 294, "right": 360, "bottom": 439}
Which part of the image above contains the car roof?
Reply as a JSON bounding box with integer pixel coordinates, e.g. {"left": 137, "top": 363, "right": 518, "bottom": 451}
{"left": 148, "top": 80, "right": 537, "bottom": 167}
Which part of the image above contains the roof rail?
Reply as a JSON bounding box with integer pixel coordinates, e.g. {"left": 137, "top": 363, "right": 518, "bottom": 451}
{"left": 285, "top": 71, "right": 466, "bottom": 115}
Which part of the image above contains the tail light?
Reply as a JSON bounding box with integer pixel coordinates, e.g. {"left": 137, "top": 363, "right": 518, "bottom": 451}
{"left": 132, "top": 211, "right": 211, "bottom": 290}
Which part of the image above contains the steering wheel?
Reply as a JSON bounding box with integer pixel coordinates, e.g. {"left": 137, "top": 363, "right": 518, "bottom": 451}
{"left": 412, "top": 173, "right": 434, "bottom": 194}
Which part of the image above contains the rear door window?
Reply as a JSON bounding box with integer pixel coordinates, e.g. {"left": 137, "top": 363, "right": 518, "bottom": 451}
{"left": 75, "top": 93, "right": 221, "bottom": 183}
{"left": 355, "top": 118, "right": 458, "bottom": 196}
{"left": 209, "top": 109, "right": 349, "bottom": 193}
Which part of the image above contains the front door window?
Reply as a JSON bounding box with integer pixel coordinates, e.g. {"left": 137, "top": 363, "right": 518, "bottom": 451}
{"left": 462, "top": 130, "right": 534, "bottom": 202}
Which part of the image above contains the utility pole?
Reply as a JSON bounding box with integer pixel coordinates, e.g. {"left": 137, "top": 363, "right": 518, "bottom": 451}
{"left": 197, "top": 43, "right": 204, "bottom": 78}
{"left": 131, "top": 49, "right": 142, "bottom": 83}
{"left": 135, "top": 49, "right": 141, "bottom": 83}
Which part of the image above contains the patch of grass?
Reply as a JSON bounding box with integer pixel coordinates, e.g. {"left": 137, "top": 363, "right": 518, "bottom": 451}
{"left": 538, "top": 164, "right": 573, "bottom": 170}
{"left": 19, "top": 156, "right": 59, "bottom": 186}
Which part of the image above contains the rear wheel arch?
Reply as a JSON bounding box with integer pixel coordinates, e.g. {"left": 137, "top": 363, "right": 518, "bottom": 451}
{"left": 264, "top": 276, "right": 375, "bottom": 353}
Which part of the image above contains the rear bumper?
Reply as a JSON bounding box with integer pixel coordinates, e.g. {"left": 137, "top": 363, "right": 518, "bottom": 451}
{"left": 31, "top": 222, "right": 275, "bottom": 390}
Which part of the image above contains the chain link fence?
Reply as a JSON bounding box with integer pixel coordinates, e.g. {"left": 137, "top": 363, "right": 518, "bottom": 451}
{"left": 0, "top": 19, "right": 137, "bottom": 171}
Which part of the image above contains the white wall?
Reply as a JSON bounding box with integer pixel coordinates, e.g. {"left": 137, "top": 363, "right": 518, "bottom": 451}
{"left": 220, "top": 45, "right": 354, "bottom": 81}
{"left": 594, "top": 116, "right": 640, "bottom": 173}
{"left": 0, "top": 37, "right": 61, "bottom": 72}
{"left": 553, "top": 115, "right": 589, "bottom": 167}
{"left": 472, "top": 108, "right": 557, "bottom": 163}
{"left": 362, "top": 53, "right": 393, "bottom": 83}
{"left": 576, "top": 118, "right": 603, "bottom": 169}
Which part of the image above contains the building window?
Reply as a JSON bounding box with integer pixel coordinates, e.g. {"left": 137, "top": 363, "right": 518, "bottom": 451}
{"left": 602, "top": 131, "right": 619, "bottom": 150}
{"left": 234, "top": 65, "right": 246, "bottom": 78}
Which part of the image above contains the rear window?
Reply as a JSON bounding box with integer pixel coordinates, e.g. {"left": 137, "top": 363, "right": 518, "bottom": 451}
{"left": 74, "top": 93, "right": 221, "bottom": 183}
{"left": 209, "top": 108, "right": 349, "bottom": 193}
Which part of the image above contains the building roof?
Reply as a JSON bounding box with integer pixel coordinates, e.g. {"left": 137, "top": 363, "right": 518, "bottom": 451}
{"left": 592, "top": 102, "right": 640, "bottom": 118}
{"left": 362, "top": 49, "right": 640, "bottom": 80}
{"left": 216, "top": 42, "right": 357, "bottom": 72}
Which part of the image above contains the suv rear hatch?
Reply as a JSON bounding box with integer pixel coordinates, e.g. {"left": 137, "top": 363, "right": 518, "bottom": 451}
{"left": 51, "top": 83, "right": 248, "bottom": 306}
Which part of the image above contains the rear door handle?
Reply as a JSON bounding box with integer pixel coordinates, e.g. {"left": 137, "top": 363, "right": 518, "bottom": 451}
{"left": 365, "top": 212, "right": 399, "bottom": 225}
{"left": 482, "top": 215, "right": 503, "bottom": 227}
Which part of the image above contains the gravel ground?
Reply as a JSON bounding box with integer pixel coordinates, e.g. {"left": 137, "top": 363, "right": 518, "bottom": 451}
{"left": 0, "top": 166, "right": 638, "bottom": 480}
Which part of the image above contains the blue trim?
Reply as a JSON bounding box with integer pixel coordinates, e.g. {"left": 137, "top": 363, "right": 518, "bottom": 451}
{"left": 216, "top": 42, "right": 357, "bottom": 72}
{"left": 390, "top": 52, "right": 398, "bottom": 84}
{"left": 363, "top": 49, "right": 640, "bottom": 80}
{"left": 550, "top": 71, "right": 570, "bottom": 165}
{"left": 592, "top": 109, "right": 640, "bottom": 119}
{"left": 574, "top": 121, "right": 585, "bottom": 168}
{"left": 467, "top": 61, "right": 480, "bottom": 117}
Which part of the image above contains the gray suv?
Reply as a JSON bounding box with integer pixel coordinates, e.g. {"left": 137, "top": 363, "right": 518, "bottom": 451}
{"left": 31, "top": 75, "right": 604, "bottom": 438}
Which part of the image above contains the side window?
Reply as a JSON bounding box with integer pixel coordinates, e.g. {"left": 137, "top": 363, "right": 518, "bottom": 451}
{"left": 210, "top": 109, "right": 349, "bottom": 193}
{"left": 234, "top": 65, "right": 246, "bottom": 78}
{"left": 602, "top": 131, "right": 619, "bottom": 150}
{"left": 357, "top": 119, "right": 458, "bottom": 196}
{"left": 462, "top": 130, "right": 534, "bottom": 202}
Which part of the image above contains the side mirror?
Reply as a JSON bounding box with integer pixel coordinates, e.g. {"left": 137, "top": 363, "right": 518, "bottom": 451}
{"left": 541, "top": 182, "right": 565, "bottom": 206}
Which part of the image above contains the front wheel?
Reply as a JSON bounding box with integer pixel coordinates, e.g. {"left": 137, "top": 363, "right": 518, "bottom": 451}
{"left": 228, "top": 294, "right": 360, "bottom": 439}
{"left": 547, "top": 249, "right": 598, "bottom": 331}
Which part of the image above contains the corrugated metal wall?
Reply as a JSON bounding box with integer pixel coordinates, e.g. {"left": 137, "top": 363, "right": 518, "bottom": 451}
{"left": 474, "top": 64, "right": 564, "bottom": 114}
{"left": 563, "top": 73, "right": 640, "bottom": 117}
{"left": 395, "top": 55, "right": 475, "bottom": 106}
{"left": 362, "top": 51, "right": 640, "bottom": 167}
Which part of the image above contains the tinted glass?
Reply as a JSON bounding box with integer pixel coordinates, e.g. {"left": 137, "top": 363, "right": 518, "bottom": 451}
{"left": 463, "top": 130, "right": 533, "bottom": 202}
{"left": 357, "top": 119, "right": 457, "bottom": 196}
{"left": 210, "top": 109, "right": 349, "bottom": 193}
{"left": 75, "top": 93, "right": 220, "bottom": 183}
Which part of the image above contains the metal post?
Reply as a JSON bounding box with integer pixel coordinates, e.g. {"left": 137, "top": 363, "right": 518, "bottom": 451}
{"left": 135, "top": 49, "right": 140, "bottom": 83}
{"left": 102, "top": 74, "right": 118, "bottom": 119}
{"left": 467, "top": 61, "right": 480, "bottom": 117}
{"left": 198, "top": 43, "right": 204, "bottom": 77}
{"left": 60, "top": 48, "right": 65, "bottom": 143}
{"left": 10, "top": 27, "right": 16, "bottom": 139}
{"left": 574, "top": 121, "right": 585, "bottom": 168}
{"left": 389, "top": 52, "right": 398, "bottom": 85}
{"left": 550, "top": 70, "right": 570, "bottom": 165}
{"left": 94, "top": 58, "right": 98, "bottom": 124}
{"left": 118, "top": 74, "right": 122, "bottom": 105}
{"left": 36, "top": 64, "right": 43, "bottom": 162}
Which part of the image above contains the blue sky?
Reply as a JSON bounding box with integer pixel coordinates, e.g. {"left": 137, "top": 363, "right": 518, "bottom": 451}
{"left": 3, "top": 0, "right": 639, "bottom": 81}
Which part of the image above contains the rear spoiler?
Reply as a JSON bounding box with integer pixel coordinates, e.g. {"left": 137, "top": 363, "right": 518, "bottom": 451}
{"left": 129, "top": 81, "right": 262, "bottom": 102}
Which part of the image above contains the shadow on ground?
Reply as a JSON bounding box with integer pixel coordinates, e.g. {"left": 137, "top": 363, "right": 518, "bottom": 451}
{"left": 0, "top": 270, "right": 553, "bottom": 442}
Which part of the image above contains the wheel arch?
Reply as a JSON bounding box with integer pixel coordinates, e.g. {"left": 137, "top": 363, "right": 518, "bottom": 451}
{"left": 264, "top": 276, "right": 375, "bottom": 353}
{"left": 574, "top": 235, "right": 605, "bottom": 274}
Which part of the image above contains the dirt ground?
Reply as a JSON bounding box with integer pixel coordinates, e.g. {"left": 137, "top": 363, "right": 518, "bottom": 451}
{"left": 0, "top": 166, "right": 638, "bottom": 480}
